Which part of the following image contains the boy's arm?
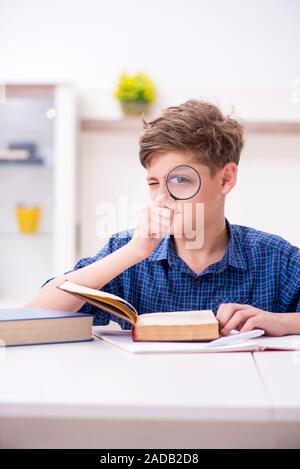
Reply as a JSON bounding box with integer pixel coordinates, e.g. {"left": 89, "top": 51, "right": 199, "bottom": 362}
{"left": 25, "top": 194, "right": 176, "bottom": 312}
{"left": 25, "top": 241, "right": 145, "bottom": 311}
{"left": 217, "top": 242, "right": 300, "bottom": 336}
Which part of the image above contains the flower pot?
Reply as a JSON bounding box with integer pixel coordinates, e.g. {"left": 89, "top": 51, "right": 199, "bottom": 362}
{"left": 16, "top": 204, "right": 41, "bottom": 234}
{"left": 120, "top": 100, "right": 151, "bottom": 117}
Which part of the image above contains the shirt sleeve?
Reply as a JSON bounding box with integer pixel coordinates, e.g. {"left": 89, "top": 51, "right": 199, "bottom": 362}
{"left": 41, "top": 231, "right": 133, "bottom": 327}
{"left": 279, "top": 242, "right": 300, "bottom": 312}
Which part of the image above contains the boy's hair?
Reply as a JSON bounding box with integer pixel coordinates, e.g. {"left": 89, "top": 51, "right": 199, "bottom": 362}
{"left": 139, "top": 99, "right": 244, "bottom": 175}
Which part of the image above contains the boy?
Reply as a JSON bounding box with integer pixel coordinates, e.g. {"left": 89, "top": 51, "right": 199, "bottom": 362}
{"left": 27, "top": 99, "right": 300, "bottom": 336}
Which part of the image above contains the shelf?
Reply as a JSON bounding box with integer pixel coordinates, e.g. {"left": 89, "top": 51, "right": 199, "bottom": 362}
{"left": 0, "top": 159, "right": 45, "bottom": 165}
{"left": 5, "top": 84, "right": 55, "bottom": 98}
{"left": 0, "top": 231, "right": 53, "bottom": 238}
{"left": 80, "top": 118, "right": 144, "bottom": 132}
{"left": 245, "top": 121, "right": 300, "bottom": 134}
{"left": 80, "top": 118, "right": 300, "bottom": 134}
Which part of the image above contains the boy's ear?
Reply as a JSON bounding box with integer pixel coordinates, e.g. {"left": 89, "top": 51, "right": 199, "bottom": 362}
{"left": 220, "top": 163, "right": 238, "bottom": 194}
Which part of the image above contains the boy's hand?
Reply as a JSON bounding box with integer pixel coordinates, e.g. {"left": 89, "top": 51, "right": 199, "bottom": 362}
{"left": 216, "top": 303, "right": 291, "bottom": 337}
{"left": 128, "top": 194, "right": 178, "bottom": 261}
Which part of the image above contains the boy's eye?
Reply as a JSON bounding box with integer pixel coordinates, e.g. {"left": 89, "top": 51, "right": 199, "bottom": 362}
{"left": 148, "top": 182, "right": 159, "bottom": 186}
{"left": 168, "top": 176, "right": 191, "bottom": 184}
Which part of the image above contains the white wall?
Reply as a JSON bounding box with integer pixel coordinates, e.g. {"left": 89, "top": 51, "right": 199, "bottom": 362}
{"left": 78, "top": 129, "right": 300, "bottom": 260}
{"left": 0, "top": 0, "right": 300, "bottom": 120}
{"left": 79, "top": 130, "right": 145, "bottom": 256}
{"left": 226, "top": 132, "right": 300, "bottom": 246}
{"left": 0, "top": 0, "right": 299, "bottom": 265}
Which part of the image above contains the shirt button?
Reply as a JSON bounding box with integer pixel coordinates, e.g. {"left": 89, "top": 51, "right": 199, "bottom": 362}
{"left": 194, "top": 278, "right": 201, "bottom": 286}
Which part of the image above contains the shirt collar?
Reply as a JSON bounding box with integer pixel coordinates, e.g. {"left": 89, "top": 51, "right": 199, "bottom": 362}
{"left": 147, "top": 231, "right": 174, "bottom": 263}
{"left": 225, "top": 219, "right": 248, "bottom": 271}
{"left": 147, "top": 218, "right": 247, "bottom": 272}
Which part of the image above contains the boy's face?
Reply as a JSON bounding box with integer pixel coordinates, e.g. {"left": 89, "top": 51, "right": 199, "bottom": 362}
{"left": 146, "top": 151, "right": 237, "bottom": 239}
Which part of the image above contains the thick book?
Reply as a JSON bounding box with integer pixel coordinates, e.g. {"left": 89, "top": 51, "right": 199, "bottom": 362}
{"left": 58, "top": 280, "right": 220, "bottom": 342}
{"left": 0, "top": 307, "right": 94, "bottom": 347}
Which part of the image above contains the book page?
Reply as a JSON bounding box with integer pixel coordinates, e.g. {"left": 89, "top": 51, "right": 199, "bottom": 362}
{"left": 254, "top": 335, "right": 300, "bottom": 351}
{"left": 58, "top": 280, "right": 138, "bottom": 324}
{"left": 137, "top": 310, "right": 216, "bottom": 326}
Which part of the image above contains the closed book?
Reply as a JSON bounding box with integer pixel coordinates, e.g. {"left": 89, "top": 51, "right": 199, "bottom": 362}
{"left": 0, "top": 307, "right": 94, "bottom": 347}
{"left": 58, "top": 281, "right": 219, "bottom": 342}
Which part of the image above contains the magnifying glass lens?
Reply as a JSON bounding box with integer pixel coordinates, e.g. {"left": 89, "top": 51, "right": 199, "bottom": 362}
{"left": 166, "top": 165, "right": 201, "bottom": 200}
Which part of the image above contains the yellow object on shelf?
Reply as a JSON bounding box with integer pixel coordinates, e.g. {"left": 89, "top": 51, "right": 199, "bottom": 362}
{"left": 16, "top": 205, "right": 41, "bottom": 234}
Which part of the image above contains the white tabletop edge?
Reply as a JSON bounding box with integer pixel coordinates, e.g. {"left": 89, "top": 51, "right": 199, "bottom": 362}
{"left": 0, "top": 402, "right": 272, "bottom": 422}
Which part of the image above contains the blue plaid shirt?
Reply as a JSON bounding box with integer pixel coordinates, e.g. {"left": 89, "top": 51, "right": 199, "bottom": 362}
{"left": 45, "top": 218, "right": 300, "bottom": 330}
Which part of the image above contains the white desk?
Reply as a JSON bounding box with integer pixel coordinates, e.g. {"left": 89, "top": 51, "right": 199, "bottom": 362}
{"left": 253, "top": 352, "right": 300, "bottom": 449}
{"left": 254, "top": 351, "right": 300, "bottom": 421}
{"left": 0, "top": 330, "right": 299, "bottom": 448}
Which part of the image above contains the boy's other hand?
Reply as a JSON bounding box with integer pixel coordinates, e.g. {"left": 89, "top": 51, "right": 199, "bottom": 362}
{"left": 216, "top": 303, "right": 290, "bottom": 337}
{"left": 129, "top": 194, "right": 178, "bottom": 261}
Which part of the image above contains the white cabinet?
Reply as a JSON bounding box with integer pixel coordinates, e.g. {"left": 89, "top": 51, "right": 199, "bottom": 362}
{"left": 0, "top": 85, "right": 77, "bottom": 305}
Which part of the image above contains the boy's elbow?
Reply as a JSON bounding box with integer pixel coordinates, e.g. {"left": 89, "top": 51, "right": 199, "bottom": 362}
{"left": 24, "top": 275, "right": 63, "bottom": 308}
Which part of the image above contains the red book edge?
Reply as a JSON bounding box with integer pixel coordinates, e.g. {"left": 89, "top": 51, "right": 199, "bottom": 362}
{"left": 131, "top": 325, "right": 137, "bottom": 342}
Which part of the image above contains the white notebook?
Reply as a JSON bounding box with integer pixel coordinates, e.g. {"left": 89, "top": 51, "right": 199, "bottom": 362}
{"left": 93, "top": 330, "right": 300, "bottom": 354}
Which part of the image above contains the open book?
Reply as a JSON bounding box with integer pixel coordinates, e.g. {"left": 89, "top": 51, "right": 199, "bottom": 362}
{"left": 93, "top": 330, "right": 300, "bottom": 354}
{"left": 58, "top": 280, "right": 220, "bottom": 342}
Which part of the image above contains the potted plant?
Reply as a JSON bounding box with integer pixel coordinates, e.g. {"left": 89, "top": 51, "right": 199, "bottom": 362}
{"left": 114, "top": 72, "right": 156, "bottom": 117}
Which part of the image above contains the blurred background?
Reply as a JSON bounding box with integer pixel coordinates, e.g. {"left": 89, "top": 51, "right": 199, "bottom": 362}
{"left": 0, "top": 0, "right": 299, "bottom": 306}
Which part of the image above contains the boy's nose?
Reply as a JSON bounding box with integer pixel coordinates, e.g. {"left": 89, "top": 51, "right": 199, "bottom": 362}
{"left": 156, "top": 191, "right": 177, "bottom": 212}
{"left": 157, "top": 186, "right": 174, "bottom": 202}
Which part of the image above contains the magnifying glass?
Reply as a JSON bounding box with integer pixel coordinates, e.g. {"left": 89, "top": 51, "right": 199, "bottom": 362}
{"left": 166, "top": 164, "right": 201, "bottom": 200}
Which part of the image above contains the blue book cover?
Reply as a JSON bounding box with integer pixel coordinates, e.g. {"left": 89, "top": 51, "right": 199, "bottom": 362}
{"left": 0, "top": 307, "right": 94, "bottom": 322}
{"left": 0, "top": 307, "right": 94, "bottom": 347}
